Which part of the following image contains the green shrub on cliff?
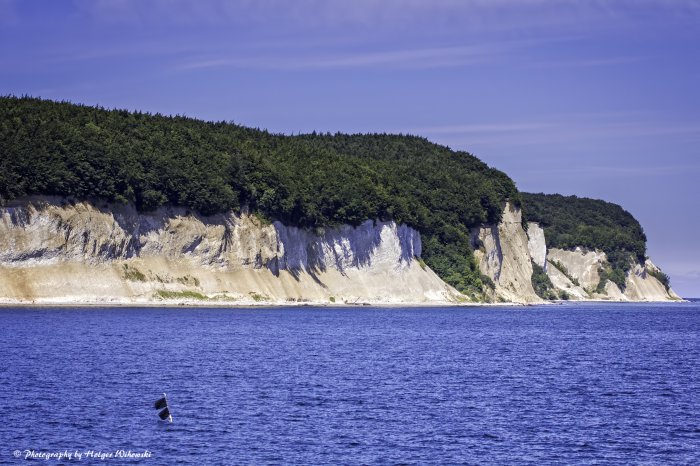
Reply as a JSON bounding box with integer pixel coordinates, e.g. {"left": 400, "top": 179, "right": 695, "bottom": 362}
{"left": 596, "top": 265, "right": 627, "bottom": 293}
{"left": 548, "top": 259, "right": 580, "bottom": 287}
{"left": 646, "top": 267, "right": 671, "bottom": 291}
{"left": 0, "top": 95, "right": 520, "bottom": 296}
{"left": 531, "top": 261, "right": 557, "bottom": 300}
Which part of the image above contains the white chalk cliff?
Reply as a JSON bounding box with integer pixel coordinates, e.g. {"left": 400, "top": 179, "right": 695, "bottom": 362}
{"left": 471, "top": 203, "right": 679, "bottom": 303}
{"left": 0, "top": 198, "right": 681, "bottom": 305}
{"left": 527, "top": 229, "right": 681, "bottom": 302}
{"left": 472, "top": 203, "right": 541, "bottom": 303}
{"left": 0, "top": 198, "right": 460, "bottom": 305}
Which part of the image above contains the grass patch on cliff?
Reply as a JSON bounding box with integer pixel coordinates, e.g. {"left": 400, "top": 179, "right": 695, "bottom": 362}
{"left": 248, "top": 291, "right": 270, "bottom": 302}
{"left": 155, "top": 290, "right": 208, "bottom": 300}
{"left": 176, "top": 275, "right": 201, "bottom": 287}
{"left": 122, "top": 264, "right": 146, "bottom": 282}
{"left": 548, "top": 260, "right": 580, "bottom": 287}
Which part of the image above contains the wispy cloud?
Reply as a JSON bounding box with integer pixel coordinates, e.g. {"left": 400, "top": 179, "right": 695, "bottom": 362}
{"left": 659, "top": 263, "right": 700, "bottom": 280}
{"left": 177, "top": 42, "right": 525, "bottom": 71}
{"left": 407, "top": 122, "right": 557, "bottom": 135}
{"left": 46, "top": 43, "right": 197, "bottom": 65}
{"left": 71, "top": 0, "right": 700, "bottom": 28}
{"left": 410, "top": 118, "right": 700, "bottom": 150}
{"left": 531, "top": 56, "right": 651, "bottom": 68}
{"left": 516, "top": 164, "right": 700, "bottom": 177}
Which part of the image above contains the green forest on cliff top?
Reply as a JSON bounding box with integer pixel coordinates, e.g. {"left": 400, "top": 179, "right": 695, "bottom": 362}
{"left": 0, "top": 96, "right": 648, "bottom": 295}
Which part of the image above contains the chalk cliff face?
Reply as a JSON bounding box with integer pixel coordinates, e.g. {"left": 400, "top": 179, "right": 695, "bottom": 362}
{"left": 548, "top": 248, "right": 607, "bottom": 292}
{"left": 472, "top": 203, "right": 542, "bottom": 304}
{"left": 526, "top": 222, "right": 547, "bottom": 270}
{"left": 472, "top": 204, "right": 680, "bottom": 303}
{"left": 0, "top": 198, "right": 680, "bottom": 305}
{"left": 625, "top": 260, "right": 681, "bottom": 301}
{"left": 527, "top": 231, "right": 680, "bottom": 302}
{"left": 0, "top": 198, "right": 459, "bottom": 305}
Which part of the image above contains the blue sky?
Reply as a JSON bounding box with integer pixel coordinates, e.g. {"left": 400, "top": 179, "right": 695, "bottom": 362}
{"left": 2, "top": 0, "right": 699, "bottom": 296}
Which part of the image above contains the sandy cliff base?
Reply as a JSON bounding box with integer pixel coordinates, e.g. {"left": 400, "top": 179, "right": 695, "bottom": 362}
{"left": 0, "top": 258, "right": 462, "bottom": 306}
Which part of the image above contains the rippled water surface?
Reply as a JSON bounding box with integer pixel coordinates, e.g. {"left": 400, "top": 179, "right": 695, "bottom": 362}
{"left": 1, "top": 303, "right": 699, "bottom": 464}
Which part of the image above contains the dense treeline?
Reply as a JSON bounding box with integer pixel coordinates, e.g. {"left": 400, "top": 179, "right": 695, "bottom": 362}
{"left": 522, "top": 192, "right": 647, "bottom": 289}
{"left": 0, "top": 96, "right": 520, "bottom": 295}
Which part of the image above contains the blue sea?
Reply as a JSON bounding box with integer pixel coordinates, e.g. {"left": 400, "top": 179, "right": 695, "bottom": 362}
{"left": 1, "top": 303, "right": 699, "bottom": 465}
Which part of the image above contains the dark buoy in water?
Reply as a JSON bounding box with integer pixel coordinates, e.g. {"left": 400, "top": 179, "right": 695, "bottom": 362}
{"left": 154, "top": 393, "right": 173, "bottom": 423}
